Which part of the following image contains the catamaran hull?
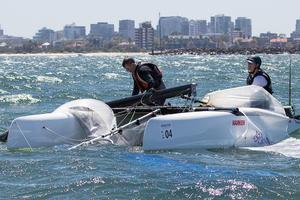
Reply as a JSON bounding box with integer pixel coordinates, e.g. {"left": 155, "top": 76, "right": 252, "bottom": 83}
{"left": 7, "top": 112, "right": 85, "bottom": 149}
{"left": 143, "top": 108, "right": 292, "bottom": 150}
{"left": 7, "top": 99, "right": 117, "bottom": 149}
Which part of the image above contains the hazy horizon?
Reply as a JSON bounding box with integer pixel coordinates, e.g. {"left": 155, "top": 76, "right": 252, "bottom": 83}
{"left": 1, "top": 0, "right": 300, "bottom": 38}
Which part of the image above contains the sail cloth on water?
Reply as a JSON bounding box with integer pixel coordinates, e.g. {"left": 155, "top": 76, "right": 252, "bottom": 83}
{"left": 55, "top": 99, "right": 117, "bottom": 138}
{"left": 68, "top": 106, "right": 111, "bottom": 138}
{"left": 109, "top": 123, "right": 146, "bottom": 146}
{"left": 55, "top": 99, "right": 145, "bottom": 146}
{"left": 201, "top": 85, "right": 286, "bottom": 116}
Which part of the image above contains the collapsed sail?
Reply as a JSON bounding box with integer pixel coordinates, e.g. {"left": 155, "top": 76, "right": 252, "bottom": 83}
{"left": 201, "top": 85, "right": 286, "bottom": 116}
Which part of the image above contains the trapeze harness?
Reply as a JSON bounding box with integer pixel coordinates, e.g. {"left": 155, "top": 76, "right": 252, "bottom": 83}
{"left": 132, "top": 63, "right": 163, "bottom": 93}
{"left": 246, "top": 69, "right": 273, "bottom": 94}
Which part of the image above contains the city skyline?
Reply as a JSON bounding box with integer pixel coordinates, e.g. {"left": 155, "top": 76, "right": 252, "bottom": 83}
{"left": 1, "top": 0, "right": 300, "bottom": 38}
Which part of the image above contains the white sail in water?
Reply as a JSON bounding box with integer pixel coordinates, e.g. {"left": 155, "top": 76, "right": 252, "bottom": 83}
{"left": 55, "top": 99, "right": 117, "bottom": 138}
{"left": 201, "top": 85, "right": 286, "bottom": 116}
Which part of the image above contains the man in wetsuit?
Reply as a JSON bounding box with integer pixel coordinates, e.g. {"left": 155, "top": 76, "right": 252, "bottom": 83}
{"left": 122, "top": 57, "right": 166, "bottom": 105}
{"left": 246, "top": 56, "right": 273, "bottom": 94}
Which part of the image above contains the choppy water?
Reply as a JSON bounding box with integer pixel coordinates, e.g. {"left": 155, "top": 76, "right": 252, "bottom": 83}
{"left": 0, "top": 53, "right": 300, "bottom": 199}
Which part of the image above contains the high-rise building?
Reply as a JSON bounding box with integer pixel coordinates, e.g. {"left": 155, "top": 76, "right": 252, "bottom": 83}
{"left": 159, "top": 16, "right": 189, "bottom": 37}
{"left": 0, "top": 25, "right": 3, "bottom": 36}
{"left": 181, "top": 19, "right": 189, "bottom": 36}
{"left": 119, "top": 20, "right": 135, "bottom": 41}
{"left": 260, "top": 32, "right": 278, "bottom": 40}
{"left": 291, "top": 19, "right": 300, "bottom": 39}
{"left": 210, "top": 15, "right": 233, "bottom": 34}
{"left": 135, "top": 22, "right": 154, "bottom": 50}
{"left": 296, "top": 19, "right": 300, "bottom": 32}
{"left": 63, "top": 24, "right": 86, "bottom": 40}
{"left": 189, "top": 20, "right": 207, "bottom": 36}
{"left": 90, "top": 22, "right": 114, "bottom": 41}
{"left": 54, "top": 31, "right": 64, "bottom": 42}
{"left": 235, "top": 17, "right": 252, "bottom": 38}
{"left": 33, "top": 27, "right": 54, "bottom": 42}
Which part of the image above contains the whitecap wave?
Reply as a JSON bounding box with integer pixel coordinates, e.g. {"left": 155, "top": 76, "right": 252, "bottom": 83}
{"left": 0, "top": 94, "right": 40, "bottom": 104}
{"left": 104, "top": 73, "right": 119, "bottom": 79}
{"left": 243, "top": 137, "right": 300, "bottom": 158}
{"left": 36, "top": 75, "right": 62, "bottom": 83}
{"left": 193, "top": 65, "right": 211, "bottom": 71}
{"left": 0, "top": 89, "right": 9, "bottom": 94}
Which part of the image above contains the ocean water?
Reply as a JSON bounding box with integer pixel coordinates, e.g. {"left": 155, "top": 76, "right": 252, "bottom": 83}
{"left": 0, "top": 53, "right": 300, "bottom": 199}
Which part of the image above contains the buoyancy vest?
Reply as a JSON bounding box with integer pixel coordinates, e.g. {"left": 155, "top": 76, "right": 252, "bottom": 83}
{"left": 246, "top": 69, "right": 273, "bottom": 94}
{"left": 133, "top": 63, "right": 163, "bottom": 93}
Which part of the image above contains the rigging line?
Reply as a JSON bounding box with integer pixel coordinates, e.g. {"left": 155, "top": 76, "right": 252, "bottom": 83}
{"left": 114, "top": 106, "right": 141, "bottom": 117}
{"left": 233, "top": 111, "right": 250, "bottom": 147}
{"left": 239, "top": 109, "right": 262, "bottom": 133}
{"left": 288, "top": 53, "right": 292, "bottom": 106}
{"left": 114, "top": 109, "right": 133, "bottom": 117}
{"left": 116, "top": 97, "right": 145, "bottom": 127}
{"left": 128, "top": 107, "right": 137, "bottom": 123}
{"left": 15, "top": 122, "right": 33, "bottom": 151}
{"left": 117, "top": 108, "right": 134, "bottom": 127}
{"left": 181, "top": 98, "right": 193, "bottom": 112}
{"left": 118, "top": 134, "right": 130, "bottom": 146}
{"left": 139, "top": 92, "right": 149, "bottom": 106}
{"left": 43, "top": 126, "right": 85, "bottom": 143}
{"left": 69, "top": 109, "right": 160, "bottom": 150}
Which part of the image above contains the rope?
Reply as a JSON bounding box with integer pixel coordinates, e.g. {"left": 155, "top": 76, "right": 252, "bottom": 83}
{"left": 69, "top": 109, "right": 160, "bottom": 150}
{"left": 116, "top": 108, "right": 134, "bottom": 127}
{"left": 15, "top": 122, "right": 33, "bottom": 151}
{"left": 128, "top": 107, "right": 136, "bottom": 123}
{"left": 42, "top": 126, "right": 86, "bottom": 143}
{"left": 181, "top": 98, "right": 193, "bottom": 112}
{"left": 116, "top": 92, "right": 151, "bottom": 127}
{"left": 234, "top": 109, "right": 264, "bottom": 146}
{"left": 118, "top": 134, "right": 130, "bottom": 145}
{"left": 239, "top": 109, "right": 262, "bottom": 133}
{"left": 139, "top": 92, "right": 150, "bottom": 106}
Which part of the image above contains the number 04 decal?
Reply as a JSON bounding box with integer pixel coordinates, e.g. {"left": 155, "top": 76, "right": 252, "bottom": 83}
{"left": 160, "top": 123, "right": 173, "bottom": 139}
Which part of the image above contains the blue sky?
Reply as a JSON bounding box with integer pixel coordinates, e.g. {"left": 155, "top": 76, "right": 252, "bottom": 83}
{"left": 1, "top": 0, "right": 300, "bottom": 38}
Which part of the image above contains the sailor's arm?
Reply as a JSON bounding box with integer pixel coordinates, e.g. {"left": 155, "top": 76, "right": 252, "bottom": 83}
{"left": 132, "top": 80, "right": 139, "bottom": 96}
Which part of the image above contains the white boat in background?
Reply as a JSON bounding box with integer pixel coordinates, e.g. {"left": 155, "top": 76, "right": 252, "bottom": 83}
{"left": 2, "top": 84, "right": 300, "bottom": 150}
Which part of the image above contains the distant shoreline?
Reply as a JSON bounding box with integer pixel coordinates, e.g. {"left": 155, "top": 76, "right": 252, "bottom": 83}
{"left": 1, "top": 47, "right": 300, "bottom": 56}
{"left": 0, "top": 52, "right": 147, "bottom": 56}
{"left": 149, "top": 47, "right": 300, "bottom": 55}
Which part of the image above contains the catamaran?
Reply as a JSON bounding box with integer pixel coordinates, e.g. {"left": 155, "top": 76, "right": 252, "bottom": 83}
{"left": 2, "top": 84, "right": 300, "bottom": 150}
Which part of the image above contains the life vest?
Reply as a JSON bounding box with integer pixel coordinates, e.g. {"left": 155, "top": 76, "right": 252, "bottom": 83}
{"left": 133, "top": 63, "right": 163, "bottom": 93}
{"left": 246, "top": 69, "right": 273, "bottom": 94}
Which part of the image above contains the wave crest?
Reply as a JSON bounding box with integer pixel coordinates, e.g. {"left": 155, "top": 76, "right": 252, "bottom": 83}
{"left": 37, "top": 76, "right": 62, "bottom": 83}
{"left": 0, "top": 94, "right": 40, "bottom": 104}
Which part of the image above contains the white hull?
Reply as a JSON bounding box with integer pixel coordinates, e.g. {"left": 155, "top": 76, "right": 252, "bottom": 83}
{"left": 7, "top": 112, "right": 85, "bottom": 148}
{"left": 6, "top": 85, "right": 300, "bottom": 150}
{"left": 7, "top": 99, "right": 116, "bottom": 149}
{"left": 143, "top": 107, "right": 298, "bottom": 150}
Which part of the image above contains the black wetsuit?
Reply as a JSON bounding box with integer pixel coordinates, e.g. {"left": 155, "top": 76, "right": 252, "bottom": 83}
{"left": 132, "top": 63, "right": 166, "bottom": 105}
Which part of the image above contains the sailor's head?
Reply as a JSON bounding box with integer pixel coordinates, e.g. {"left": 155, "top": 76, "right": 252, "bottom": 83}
{"left": 122, "top": 57, "right": 136, "bottom": 72}
{"left": 247, "top": 56, "right": 261, "bottom": 74}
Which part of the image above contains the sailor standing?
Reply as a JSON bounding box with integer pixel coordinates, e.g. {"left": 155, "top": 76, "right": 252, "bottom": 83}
{"left": 246, "top": 56, "right": 273, "bottom": 94}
